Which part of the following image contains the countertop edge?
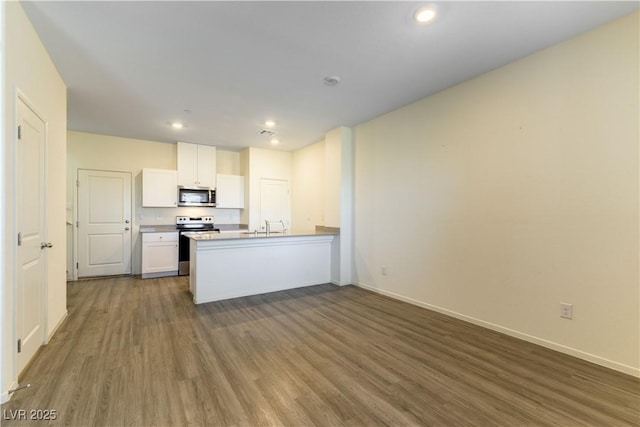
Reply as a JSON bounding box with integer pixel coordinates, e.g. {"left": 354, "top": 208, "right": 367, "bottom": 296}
{"left": 139, "top": 225, "right": 179, "bottom": 233}
{"left": 187, "top": 230, "right": 338, "bottom": 241}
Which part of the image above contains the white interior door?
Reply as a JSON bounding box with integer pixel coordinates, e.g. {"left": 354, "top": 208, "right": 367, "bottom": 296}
{"left": 259, "top": 179, "right": 290, "bottom": 231}
{"left": 17, "top": 97, "right": 47, "bottom": 373}
{"left": 77, "top": 170, "right": 132, "bottom": 277}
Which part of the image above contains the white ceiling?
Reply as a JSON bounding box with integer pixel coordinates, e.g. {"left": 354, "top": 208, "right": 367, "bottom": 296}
{"left": 22, "top": 1, "right": 639, "bottom": 152}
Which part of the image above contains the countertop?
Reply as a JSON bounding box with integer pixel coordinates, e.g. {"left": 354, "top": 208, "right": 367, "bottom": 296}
{"left": 185, "top": 228, "right": 338, "bottom": 241}
{"left": 139, "top": 225, "right": 179, "bottom": 233}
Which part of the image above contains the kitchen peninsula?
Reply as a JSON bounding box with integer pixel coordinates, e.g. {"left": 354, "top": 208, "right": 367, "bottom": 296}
{"left": 188, "top": 228, "right": 339, "bottom": 304}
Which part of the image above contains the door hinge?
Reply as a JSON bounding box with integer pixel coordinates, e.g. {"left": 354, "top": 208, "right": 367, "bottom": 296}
{"left": 17, "top": 339, "right": 21, "bottom": 353}
{"left": 17, "top": 232, "right": 22, "bottom": 246}
{"left": 76, "top": 262, "right": 79, "bottom": 270}
{"left": 76, "top": 179, "right": 79, "bottom": 187}
{"left": 17, "top": 125, "right": 22, "bottom": 140}
{"left": 76, "top": 221, "right": 79, "bottom": 228}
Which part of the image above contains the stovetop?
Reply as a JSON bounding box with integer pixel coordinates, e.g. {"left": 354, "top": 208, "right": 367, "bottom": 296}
{"left": 176, "top": 216, "right": 215, "bottom": 229}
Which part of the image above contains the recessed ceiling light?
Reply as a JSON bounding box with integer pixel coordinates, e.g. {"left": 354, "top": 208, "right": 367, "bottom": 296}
{"left": 323, "top": 75, "right": 341, "bottom": 86}
{"left": 270, "top": 138, "right": 279, "bottom": 145}
{"left": 171, "top": 122, "right": 184, "bottom": 129}
{"left": 265, "top": 120, "right": 276, "bottom": 128}
{"left": 414, "top": 6, "right": 437, "bottom": 24}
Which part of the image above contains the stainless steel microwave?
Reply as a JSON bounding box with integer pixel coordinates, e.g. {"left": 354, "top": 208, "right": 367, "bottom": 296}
{"left": 178, "top": 186, "right": 216, "bottom": 207}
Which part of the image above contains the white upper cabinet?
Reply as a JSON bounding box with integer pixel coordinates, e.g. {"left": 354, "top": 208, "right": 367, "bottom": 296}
{"left": 196, "top": 145, "right": 216, "bottom": 186}
{"left": 177, "top": 142, "right": 217, "bottom": 187}
{"left": 216, "top": 174, "right": 245, "bottom": 209}
{"left": 142, "top": 168, "right": 177, "bottom": 207}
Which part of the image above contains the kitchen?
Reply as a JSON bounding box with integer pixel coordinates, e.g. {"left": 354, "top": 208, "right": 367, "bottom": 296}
{"left": 3, "top": 0, "right": 639, "bottom": 422}
{"left": 67, "top": 127, "right": 352, "bottom": 300}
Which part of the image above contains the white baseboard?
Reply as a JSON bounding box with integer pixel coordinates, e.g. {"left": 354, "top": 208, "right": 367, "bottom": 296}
{"left": 2, "top": 311, "right": 68, "bottom": 404}
{"left": 1, "top": 380, "right": 18, "bottom": 404}
{"left": 355, "top": 282, "right": 640, "bottom": 378}
{"left": 46, "top": 309, "right": 68, "bottom": 343}
{"left": 330, "top": 280, "right": 351, "bottom": 286}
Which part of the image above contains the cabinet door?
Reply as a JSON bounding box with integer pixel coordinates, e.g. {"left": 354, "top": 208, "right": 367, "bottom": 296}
{"left": 177, "top": 142, "right": 198, "bottom": 186}
{"left": 142, "top": 242, "right": 179, "bottom": 274}
{"left": 142, "top": 169, "right": 177, "bottom": 207}
{"left": 177, "top": 142, "right": 217, "bottom": 187}
{"left": 196, "top": 145, "right": 217, "bottom": 187}
{"left": 142, "top": 232, "right": 179, "bottom": 276}
{"left": 216, "top": 174, "right": 244, "bottom": 208}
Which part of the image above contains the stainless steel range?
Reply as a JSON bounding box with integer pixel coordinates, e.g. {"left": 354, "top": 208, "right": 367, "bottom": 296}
{"left": 176, "top": 216, "right": 218, "bottom": 275}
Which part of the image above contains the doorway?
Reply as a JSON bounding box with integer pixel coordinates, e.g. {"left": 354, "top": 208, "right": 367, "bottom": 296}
{"left": 16, "top": 96, "right": 47, "bottom": 373}
{"left": 76, "top": 169, "right": 132, "bottom": 278}
{"left": 259, "top": 178, "right": 290, "bottom": 231}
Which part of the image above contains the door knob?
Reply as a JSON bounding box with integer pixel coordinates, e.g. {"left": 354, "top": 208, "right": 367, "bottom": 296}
{"left": 125, "top": 220, "right": 130, "bottom": 224}
{"left": 125, "top": 227, "right": 130, "bottom": 231}
{"left": 40, "top": 242, "right": 53, "bottom": 249}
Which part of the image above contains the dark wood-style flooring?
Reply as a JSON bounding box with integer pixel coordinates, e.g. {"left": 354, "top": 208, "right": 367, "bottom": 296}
{"left": 2, "top": 276, "right": 639, "bottom": 426}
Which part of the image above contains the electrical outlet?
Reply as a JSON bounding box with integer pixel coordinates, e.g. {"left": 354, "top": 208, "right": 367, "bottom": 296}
{"left": 560, "top": 303, "right": 573, "bottom": 319}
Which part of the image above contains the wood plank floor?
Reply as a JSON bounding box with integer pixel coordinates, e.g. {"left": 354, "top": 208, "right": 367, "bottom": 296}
{"left": 2, "top": 276, "right": 638, "bottom": 426}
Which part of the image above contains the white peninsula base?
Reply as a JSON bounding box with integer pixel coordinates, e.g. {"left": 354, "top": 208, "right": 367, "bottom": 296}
{"left": 189, "top": 234, "right": 335, "bottom": 304}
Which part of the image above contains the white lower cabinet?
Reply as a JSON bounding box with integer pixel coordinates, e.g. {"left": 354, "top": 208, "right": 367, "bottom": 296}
{"left": 141, "top": 232, "right": 179, "bottom": 278}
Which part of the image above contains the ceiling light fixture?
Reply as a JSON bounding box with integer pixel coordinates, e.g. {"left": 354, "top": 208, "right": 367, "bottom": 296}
{"left": 265, "top": 120, "right": 276, "bottom": 128}
{"left": 323, "top": 75, "right": 341, "bottom": 87}
{"left": 414, "top": 6, "right": 437, "bottom": 24}
{"left": 270, "top": 138, "right": 279, "bottom": 145}
{"left": 171, "top": 122, "right": 184, "bottom": 129}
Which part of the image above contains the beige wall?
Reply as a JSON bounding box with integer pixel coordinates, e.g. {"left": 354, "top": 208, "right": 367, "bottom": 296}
{"left": 324, "top": 129, "right": 342, "bottom": 228}
{"left": 2, "top": 1, "right": 68, "bottom": 401}
{"left": 292, "top": 140, "right": 325, "bottom": 232}
{"left": 217, "top": 150, "right": 241, "bottom": 175}
{"left": 353, "top": 13, "right": 639, "bottom": 376}
{"left": 243, "top": 147, "right": 292, "bottom": 231}
{"left": 291, "top": 127, "right": 353, "bottom": 285}
{"left": 292, "top": 127, "right": 354, "bottom": 232}
{"left": 67, "top": 131, "right": 242, "bottom": 275}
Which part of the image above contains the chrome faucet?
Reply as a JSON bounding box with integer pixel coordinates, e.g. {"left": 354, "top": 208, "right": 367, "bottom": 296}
{"left": 264, "top": 219, "right": 286, "bottom": 234}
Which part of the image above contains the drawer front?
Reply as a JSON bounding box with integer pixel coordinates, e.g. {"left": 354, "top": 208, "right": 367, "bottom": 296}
{"left": 142, "top": 231, "right": 178, "bottom": 243}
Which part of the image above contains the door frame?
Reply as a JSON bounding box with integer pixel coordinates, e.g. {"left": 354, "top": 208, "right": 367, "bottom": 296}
{"left": 12, "top": 89, "right": 49, "bottom": 382}
{"left": 72, "top": 168, "right": 133, "bottom": 281}
{"left": 259, "top": 178, "right": 291, "bottom": 231}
